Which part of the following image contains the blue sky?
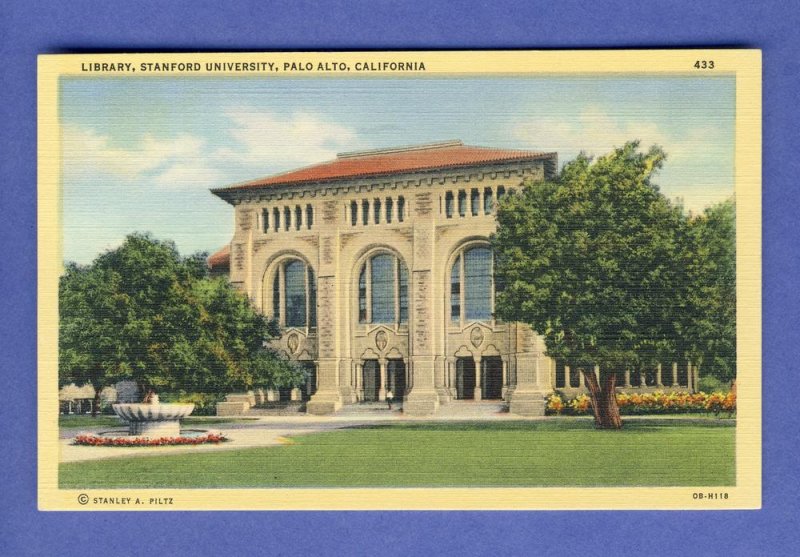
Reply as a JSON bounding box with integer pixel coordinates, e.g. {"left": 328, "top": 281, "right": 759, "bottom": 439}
{"left": 60, "top": 76, "right": 735, "bottom": 264}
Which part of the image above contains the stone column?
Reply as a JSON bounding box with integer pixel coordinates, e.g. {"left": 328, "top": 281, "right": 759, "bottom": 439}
{"left": 509, "top": 327, "right": 547, "bottom": 416}
{"left": 474, "top": 356, "right": 483, "bottom": 401}
{"left": 564, "top": 364, "right": 571, "bottom": 389}
{"left": 307, "top": 213, "right": 344, "bottom": 414}
{"left": 404, "top": 192, "right": 440, "bottom": 415}
{"left": 624, "top": 369, "right": 631, "bottom": 388}
{"left": 355, "top": 362, "right": 362, "bottom": 401}
{"left": 501, "top": 358, "right": 509, "bottom": 399}
{"left": 378, "top": 358, "right": 387, "bottom": 401}
{"left": 656, "top": 363, "right": 663, "bottom": 387}
{"left": 672, "top": 362, "right": 678, "bottom": 388}
{"left": 446, "top": 357, "right": 456, "bottom": 398}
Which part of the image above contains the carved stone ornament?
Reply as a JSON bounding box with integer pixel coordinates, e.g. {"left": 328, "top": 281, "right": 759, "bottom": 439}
{"left": 287, "top": 333, "right": 300, "bottom": 354}
{"left": 470, "top": 326, "right": 484, "bottom": 349}
{"left": 375, "top": 330, "right": 388, "bottom": 352}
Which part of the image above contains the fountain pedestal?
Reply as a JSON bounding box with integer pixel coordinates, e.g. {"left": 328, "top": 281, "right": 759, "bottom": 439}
{"left": 112, "top": 403, "right": 195, "bottom": 438}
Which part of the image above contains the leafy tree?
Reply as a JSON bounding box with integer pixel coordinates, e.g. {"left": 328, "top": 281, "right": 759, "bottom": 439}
{"left": 59, "top": 233, "right": 304, "bottom": 414}
{"left": 493, "top": 142, "right": 689, "bottom": 428}
{"left": 59, "top": 263, "right": 129, "bottom": 416}
{"left": 681, "top": 200, "right": 736, "bottom": 382}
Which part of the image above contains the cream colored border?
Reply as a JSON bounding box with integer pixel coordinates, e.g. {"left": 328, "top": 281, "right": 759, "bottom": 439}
{"left": 38, "top": 50, "right": 761, "bottom": 511}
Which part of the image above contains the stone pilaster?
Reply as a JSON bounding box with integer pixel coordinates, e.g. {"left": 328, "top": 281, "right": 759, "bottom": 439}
{"left": 474, "top": 356, "right": 483, "bottom": 401}
{"left": 307, "top": 258, "right": 343, "bottom": 414}
{"left": 404, "top": 194, "right": 439, "bottom": 415}
{"left": 509, "top": 352, "right": 547, "bottom": 416}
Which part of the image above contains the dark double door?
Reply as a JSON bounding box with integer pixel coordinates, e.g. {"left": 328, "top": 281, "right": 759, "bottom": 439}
{"left": 362, "top": 359, "right": 406, "bottom": 402}
{"left": 455, "top": 356, "right": 503, "bottom": 400}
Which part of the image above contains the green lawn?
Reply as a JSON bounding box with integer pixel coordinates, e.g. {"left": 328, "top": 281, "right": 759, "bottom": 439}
{"left": 59, "top": 415, "right": 257, "bottom": 429}
{"left": 59, "top": 419, "right": 734, "bottom": 488}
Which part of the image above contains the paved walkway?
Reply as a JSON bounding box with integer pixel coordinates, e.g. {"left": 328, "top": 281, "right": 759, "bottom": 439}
{"left": 59, "top": 401, "right": 543, "bottom": 463}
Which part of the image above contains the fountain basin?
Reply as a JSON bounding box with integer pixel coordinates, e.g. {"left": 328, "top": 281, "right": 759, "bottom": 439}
{"left": 112, "top": 403, "right": 195, "bottom": 438}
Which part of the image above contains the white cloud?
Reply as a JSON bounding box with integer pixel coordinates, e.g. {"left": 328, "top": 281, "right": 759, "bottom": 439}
{"left": 513, "top": 105, "right": 721, "bottom": 164}
{"left": 213, "top": 108, "right": 361, "bottom": 168}
{"left": 62, "top": 126, "right": 223, "bottom": 188}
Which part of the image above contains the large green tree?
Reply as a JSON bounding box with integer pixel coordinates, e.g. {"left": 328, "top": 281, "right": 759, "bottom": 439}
{"left": 59, "top": 233, "right": 303, "bottom": 415}
{"left": 681, "top": 199, "right": 736, "bottom": 382}
{"left": 493, "top": 142, "right": 689, "bottom": 428}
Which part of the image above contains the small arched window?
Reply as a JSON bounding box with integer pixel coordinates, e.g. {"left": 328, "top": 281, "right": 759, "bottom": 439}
{"left": 397, "top": 196, "right": 405, "bottom": 222}
{"left": 270, "top": 259, "right": 317, "bottom": 328}
{"left": 306, "top": 204, "right": 313, "bottom": 229}
{"left": 450, "top": 246, "right": 494, "bottom": 323}
{"left": 374, "top": 198, "right": 381, "bottom": 224}
{"left": 350, "top": 201, "right": 358, "bottom": 226}
{"left": 362, "top": 200, "right": 369, "bottom": 225}
{"left": 273, "top": 208, "right": 280, "bottom": 232}
{"left": 445, "top": 191, "right": 454, "bottom": 218}
{"left": 295, "top": 206, "right": 302, "bottom": 230}
{"left": 458, "top": 190, "right": 467, "bottom": 217}
{"left": 385, "top": 197, "right": 393, "bottom": 223}
{"left": 284, "top": 207, "right": 291, "bottom": 231}
{"left": 357, "top": 253, "right": 409, "bottom": 325}
{"left": 471, "top": 188, "right": 480, "bottom": 216}
{"left": 483, "top": 187, "right": 493, "bottom": 214}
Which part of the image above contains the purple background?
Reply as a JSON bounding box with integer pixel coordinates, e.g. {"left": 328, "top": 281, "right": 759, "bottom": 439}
{"left": 1, "top": 1, "right": 798, "bottom": 555}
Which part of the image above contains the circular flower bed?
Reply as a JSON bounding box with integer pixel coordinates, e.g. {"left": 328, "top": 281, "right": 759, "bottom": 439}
{"left": 73, "top": 432, "right": 227, "bottom": 447}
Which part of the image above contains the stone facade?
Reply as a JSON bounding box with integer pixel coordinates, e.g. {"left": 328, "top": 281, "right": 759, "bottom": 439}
{"left": 211, "top": 141, "right": 560, "bottom": 416}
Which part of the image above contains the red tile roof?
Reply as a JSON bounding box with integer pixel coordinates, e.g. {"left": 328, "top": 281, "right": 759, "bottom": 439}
{"left": 212, "top": 140, "right": 554, "bottom": 196}
{"left": 207, "top": 245, "right": 230, "bottom": 269}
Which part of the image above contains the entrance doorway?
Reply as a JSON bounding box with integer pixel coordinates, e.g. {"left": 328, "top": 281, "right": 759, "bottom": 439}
{"left": 481, "top": 357, "right": 503, "bottom": 400}
{"left": 386, "top": 359, "right": 406, "bottom": 400}
{"left": 299, "top": 361, "right": 317, "bottom": 401}
{"left": 362, "top": 360, "right": 380, "bottom": 402}
{"left": 456, "top": 357, "right": 476, "bottom": 400}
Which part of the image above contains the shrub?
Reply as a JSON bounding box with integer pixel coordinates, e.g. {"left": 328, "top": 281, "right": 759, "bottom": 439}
{"left": 159, "top": 392, "right": 226, "bottom": 416}
{"left": 547, "top": 390, "right": 736, "bottom": 416}
{"left": 546, "top": 393, "right": 565, "bottom": 415}
{"left": 698, "top": 375, "right": 729, "bottom": 393}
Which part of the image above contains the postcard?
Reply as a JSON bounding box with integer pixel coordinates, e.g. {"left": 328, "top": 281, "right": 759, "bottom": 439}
{"left": 38, "top": 50, "right": 761, "bottom": 510}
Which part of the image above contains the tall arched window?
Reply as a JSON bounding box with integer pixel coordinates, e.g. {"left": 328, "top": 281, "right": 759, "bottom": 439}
{"left": 357, "top": 253, "right": 408, "bottom": 325}
{"left": 450, "top": 246, "right": 494, "bottom": 323}
{"left": 270, "top": 259, "right": 317, "bottom": 328}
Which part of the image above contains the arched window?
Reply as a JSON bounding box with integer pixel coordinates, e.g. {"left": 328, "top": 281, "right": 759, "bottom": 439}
{"left": 270, "top": 259, "right": 317, "bottom": 328}
{"left": 262, "top": 208, "right": 269, "bottom": 233}
{"left": 357, "top": 253, "right": 408, "bottom": 325}
{"left": 295, "top": 206, "right": 302, "bottom": 230}
{"left": 471, "top": 188, "right": 480, "bottom": 216}
{"left": 273, "top": 207, "right": 280, "bottom": 232}
{"left": 450, "top": 246, "right": 494, "bottom": 323}
{"left": 483, "top": 187, "right": 493, "bottom": 214}
{"left": 306, "top": 204, "right": 313, "bottom": 229}
{"left": 385, "top": 197, "right": 393, "bottom": 223}
{"left": 397, "top": 196, "right": 405, "bottom": 222}
{"left": 284, "top": 207, "right": 291, "bottom": 231}
{"left": 445, "top": 191, "right": 454, "bottom": 218}
{"left": 350, "top": 201, "right": 358, "bottom": 226}
{"left": 458, "top": 190, "right": 467, "bottom": 217}
{"left": 362, "top": 200, "right": 369, "bottom": 225}
{"left": 374, "top": 198, "right": 381, "bottom": 224}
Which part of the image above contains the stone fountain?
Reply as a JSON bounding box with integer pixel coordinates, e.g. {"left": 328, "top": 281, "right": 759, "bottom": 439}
{"left": 112, "top": 394, "right": 195, "bottom": 438}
